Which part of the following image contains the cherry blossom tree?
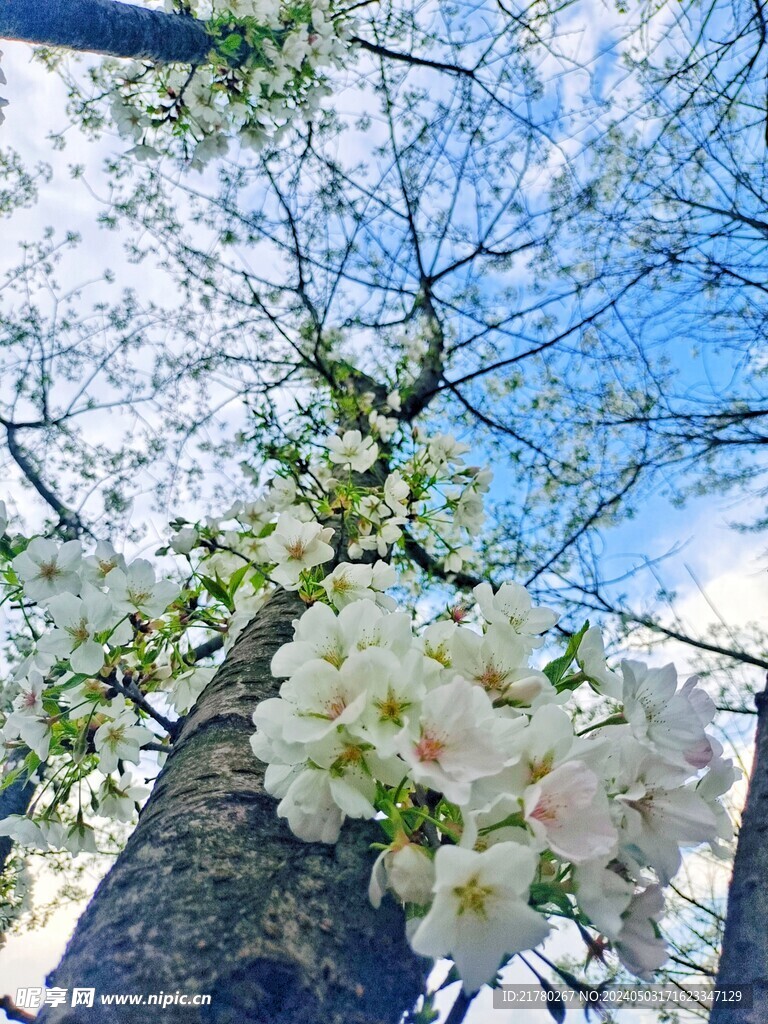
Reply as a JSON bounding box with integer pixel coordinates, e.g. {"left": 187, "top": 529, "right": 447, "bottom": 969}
{"left": 0, "top": 393, "right": 738, "bottom": 1022}
{"left": 0, "top": 0, "right": 766, "bottom": 1018}
{"left": 1, "top": 0, "right": 351, "bottom": 162}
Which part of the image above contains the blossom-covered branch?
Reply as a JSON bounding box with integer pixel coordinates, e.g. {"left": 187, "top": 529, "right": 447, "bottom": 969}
{"left": 0, "top": 405, "right": 739, "bottom": 995}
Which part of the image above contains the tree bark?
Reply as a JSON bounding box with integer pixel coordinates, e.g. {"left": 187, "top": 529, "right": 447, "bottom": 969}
{"left": 711, "top": 677, "right": 768, "bottom": 1024}
{"left": 0, "top": 757, "right": 38, "bottom": 874}
{"left": 0, "top": 0, "right": 210, "bottom": 64}
{"left": 36, "top": 587, "right": 428, "bottom": 1024}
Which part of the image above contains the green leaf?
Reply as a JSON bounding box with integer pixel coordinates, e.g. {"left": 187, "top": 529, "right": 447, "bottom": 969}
{"left": 0, "top": 751, "right": 41, "bottom": 790}
{"left": 543, "top": 621, "right": 589, "bottom": 687}
{"left": 220, "top": 32, "right": 244, "bottom": 55}
{"left": 529, "top": 881, "right": 573, "bottom": 916}
{"left": 479, "top": 810, "right": 525, "bottom": 834}
{"left": 0, "top": 765, "right": 24, "bottom": 791}
{"left": 227, "top": 563, "right": 250, "bottom": 599}
{"left": 199, "top": 574, "right": 234, "bottom": 612}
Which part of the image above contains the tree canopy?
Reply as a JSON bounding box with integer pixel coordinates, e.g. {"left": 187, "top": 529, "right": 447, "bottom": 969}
{"left": 0, "top": 0, "right": 766, "bottom": 1019}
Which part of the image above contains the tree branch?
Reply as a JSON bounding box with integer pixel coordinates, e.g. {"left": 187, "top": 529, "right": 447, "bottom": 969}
{"left": 443, "top": 988, "right": 475, "bottom": 1024}
{"left": 109, "top": 677, "right": 181, "bottom": 740}
{"left": 4, "top": 423, "right": 90, "bottom": 540}
{"left": 0, "top": 995, "right": 37, "bottom": 1023}
{"left": 0, "top": 0, "right": 210, "bottom": 64}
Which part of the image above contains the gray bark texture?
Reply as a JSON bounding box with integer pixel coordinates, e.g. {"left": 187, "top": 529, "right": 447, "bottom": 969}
{"left": 0, "top": 757, "right": 38, "bottom": 873}
{"left": 711, "top": 679, "right": 768, "bottom": 1024}
{"left": 0, "top": 0, "right": 210, "bottom": 63}
{"left": 36, "top": 588, "right": 428, "bottom": 1024}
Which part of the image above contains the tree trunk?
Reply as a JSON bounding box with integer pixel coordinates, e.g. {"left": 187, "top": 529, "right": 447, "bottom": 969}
{"left": 36, "top": 587, "right": 428, "bottom": 1024}
{"left": 0, "top": 757, "right": 38, "bottom": 874}
{"left": 711, "top": 677, "right": 768, "bottom": 1024}
{"left": 0, "top": 0, "right": 210, "bottom": 64}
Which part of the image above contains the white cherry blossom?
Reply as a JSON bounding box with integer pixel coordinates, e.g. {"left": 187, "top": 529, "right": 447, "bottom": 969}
{"left": 451, "top": 624, "right": 537, "bottom": 702}
{"left": 326, "top": 430, "right": 379, "bottom": 473}
{"left": 608, "top": 742, "right": 719, "bottom": 883}
{"left": 621, "top": 660, "right": 714, "bottom": 768}
{"left": 321, "top": 562, "right": 377, "bottom": 608}
{"left": 81, "top": 541, "right": 127, "bottom": 585}
{"left": 168, "top": 665, "right": 217, "bottom": 713}
{"left": 409, "top": 843, "right": 551, "bottom": 992}
{"left": 417, "top": 620, "right": 459, "bottom": 675}
{"left": 5, "top": 672, "right": 52, "bottom": 759}
{"left": 425, "top": 434, "right": 470, "bottom": 471}
{"left": 523, "top": 761, "right": 618, "bottom": 863}
{"left": 97, "top": 772, "right": 150, "bottom": 822}
{"left": 384, "top": 471, "right": 410, "bottom": 516}
{"left": 396, "top": 679, "right": 505, "bottom": 803}
{"left": 12, "top": 538, "right": 82, "bottom": 603}
{"left": 0, "top": 815, "right": 65, "bottom": 851}
{"left": 106, "top": 559, "right": 180, "bottom": 619}
{"left": 696, "top": 749, "right": 740, "bottom": 857}
{"left": 269, "top": 733, "right": 400, "bottom": 843}
{"left": 170, "top": 527, "right": 199, "bottom": 556}
{"left": 572, "top": 859, "right": 634, "bottom": 938}
{"left": 460, "top": 793, "right": 534, "bottom": 852}
{"left": 454, "top": 489, "right": 485, "bottom": 532}
{"left": 576, "top": 626, "right": 622, "bottom": 699}
{"left": 614, "top": 886, "right": 669, "bottom": 980}
{"left": 473, "top": 582, "right": 558, "bottom": 640}
{"left": 273, "top": 765, "right": 345, "bottom": 843}
{"left": 93, "top": 696, "right": 154, "bottom": 774}
{"left": 472, "top": 704, "right": 576, "bottom": 805}
{"left": 369, "top": 840, "right": 435, "bottom": 908}
{"left": 263, "top": 513, "right": 335, "bottom": 588}
{"left": 38, "top": 586, "right": 125, "bottom": 675}
{"left": 63, "top": 822, "right": 99, "bottom": 856}
{"left": 278, "top": 658, "right": 370, "bottom": 743}
{"left": 349, "top": 648, "right": 426, "bottom": 755}
{"left": 679, "top": 675, "right": 718, "bottom": 768}
{"left": 271, "top": 600, "right": 411, "bottom": 677}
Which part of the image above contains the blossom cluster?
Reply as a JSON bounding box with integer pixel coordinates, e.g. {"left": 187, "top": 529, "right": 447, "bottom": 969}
{"left": 169, "top": 414, "right": 491, "bottom": 595}
{"left": 104, "top": 0, "right": 352, "bottom": 166}
{"left": 0, "top": 408, "right": 739, "bottom": 994}
{"left": 0, "top": 526, "right": 185, "bottom": 853}
{"left": 251, "top": 579, "right": 738, "bottom": 992}
{"left": 0, "top": 419, "right": 487, "bottom": 859}
{"left": 341, "top": 423, "right": 492, "bottom": 574}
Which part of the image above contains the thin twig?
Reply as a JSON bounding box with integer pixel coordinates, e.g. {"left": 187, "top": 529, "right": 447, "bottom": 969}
{"left": 443, "top": 987, "right": 475, "bottom": 1024}
{"left": 110, "top": 678, "right": 180, "bottom": 740}
{"left": 0, "top": 994, "right": 37, "bottom": 1023}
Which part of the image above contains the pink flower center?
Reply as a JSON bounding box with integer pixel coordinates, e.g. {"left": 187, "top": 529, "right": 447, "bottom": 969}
{"left": 530, "top": 795, "right": 559, "bottom": 824}
{"left": 414, "top": 731, "right": 445, "bottom": 763}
